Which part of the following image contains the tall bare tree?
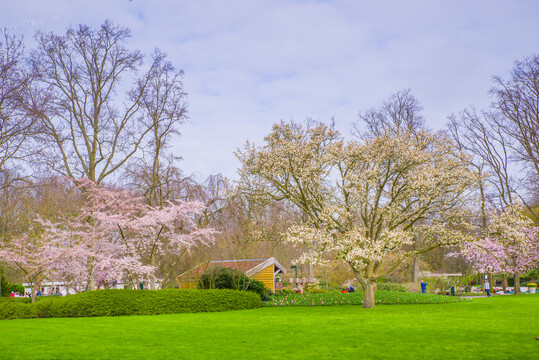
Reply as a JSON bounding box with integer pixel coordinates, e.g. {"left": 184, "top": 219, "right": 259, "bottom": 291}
{"left": 353, "top": 89, "right": 425, "bottom": 139}
{"left": 0, "top": 29, "right": 36, "bottom": 189}
{"left": 124, "top": 49, "right": 187, "bottom": 206}
{"left": 29, "top": 21, "right": 183, "bottom": 185}
{"left": 447, "top": 109, "right": 517, "bottom": 211}
{"left": 491, "top": 54, "right": 539, "bottom": 185}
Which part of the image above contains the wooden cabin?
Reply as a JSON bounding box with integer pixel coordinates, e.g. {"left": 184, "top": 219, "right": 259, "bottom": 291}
{"left": 177, "top": 257, "right": 286, "bottom": 292}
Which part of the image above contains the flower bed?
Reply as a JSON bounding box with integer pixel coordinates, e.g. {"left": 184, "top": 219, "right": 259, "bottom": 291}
{"left": 264, "top": 290, "right": 468, "bottom": 307}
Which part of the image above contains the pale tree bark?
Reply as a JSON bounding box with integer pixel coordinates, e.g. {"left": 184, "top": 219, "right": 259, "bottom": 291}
{"left": 412, "top": 254, "right": 420, "bottom": 284}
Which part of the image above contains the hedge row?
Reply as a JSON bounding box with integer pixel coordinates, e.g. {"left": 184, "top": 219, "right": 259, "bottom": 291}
{"left": 0, "top": 289, "right": 262, "bottom": 320}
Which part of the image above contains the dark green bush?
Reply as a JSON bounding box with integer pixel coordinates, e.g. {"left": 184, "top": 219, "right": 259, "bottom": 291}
{"left": 376, "top": 283, "right": 408, "bottom": 292}
{"left": 198, "top": 266, "right": 250, "bottom": 290}
{"left": 0, "top": 270, "right": 9, "bottom": 297}
{"left": 0, "top": 271, "right": 25, "bottom": 297}
{"left": 0, "top": 289, "right": 261, "bottom": 320}
{"left": 198, "top": 266, "right": 272, "bottom": 301}
{"left": 246, "top": 279, "right": 272, "bottom": 301}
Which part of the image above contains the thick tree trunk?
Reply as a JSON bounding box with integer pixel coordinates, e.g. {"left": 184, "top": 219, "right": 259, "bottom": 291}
{"left": 31, "top": 284, "right": 36, "bottom": 303}
{"left": 514, "top": 271, "right": 520, "bottom": 295}
{"left": 356, "top": 264, "right": 377, "bottom": 308}
{"left": 501, "top": 276, "right": 507, "bottom": 293}
{"left": 412, "top": 254, "right": 420, "bottom": 284}
{"left": 87, "top": 261, "right": 96, "bottom": 291}
{"left": 359, "top": 278, "right": 377, "bottom": 308}
{"left": 488, "top": 273, "right": 495, "bottom": 294}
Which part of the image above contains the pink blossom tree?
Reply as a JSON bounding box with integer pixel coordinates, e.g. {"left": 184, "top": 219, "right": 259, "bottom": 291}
{"left": 455, "top": 206, "right": 539, "bottom": 295}
{"left": 77, "top": 179, "right": 217, "bottom": 290}
{"left": 0, "top": 179, "right": 216, "bottom": 297}
{"left": 0, "top": 219, "right": 75, "bottom": 302}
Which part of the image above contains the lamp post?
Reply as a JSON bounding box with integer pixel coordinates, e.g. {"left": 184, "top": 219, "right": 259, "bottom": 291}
{"left": 290, "top": 265, "right": 297, "bottom": 279}
{"left": 290, "top": 265, "right": 298, "bottom": 289}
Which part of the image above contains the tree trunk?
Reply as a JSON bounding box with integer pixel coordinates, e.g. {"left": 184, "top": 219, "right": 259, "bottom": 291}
{"left": 488, "top": 273, "right": 495, "bottom": 294}
{"left": 356, "top": 264, "right": 377, "bottom": 308}
{"left": 412, "top": 254, "right": 420, "bottom": 284}
{"left": 514, "top": 271, "right": 520, "bottom": 295}
{"left": 501, "top": 276, "right": 507, "bottom": 293}
{"left": 359, "top": 278, "right": 376, "bottom": 308}
{"left": 87, "top": 259, "right": 96, "bottom": 291}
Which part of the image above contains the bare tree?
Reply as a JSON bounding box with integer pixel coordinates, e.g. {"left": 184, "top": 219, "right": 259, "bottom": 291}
{"left": 353, "top": 89, "right": 425, "bottom": 138}
{"left": 127, "top": 49, "right": 188, "bottom": 206}
{"left": 0, "top": 29, "right": 36, "bottom": 189}
{"left": 29, "top": 21, "right": 183, "bottom": 185}
{"left": 447, "top": 108, "right": 517, "bottom": 211}
{"left": 491, "top": 55, "right": 539, "bottom": 177}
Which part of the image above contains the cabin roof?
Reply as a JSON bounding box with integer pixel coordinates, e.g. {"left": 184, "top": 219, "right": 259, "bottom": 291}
{"left": 178, "top": 257, "right": 286, "bottom": 281}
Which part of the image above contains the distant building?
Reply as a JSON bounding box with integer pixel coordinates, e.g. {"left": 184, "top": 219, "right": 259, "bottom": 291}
{"left": 177, "top": 257, "right": 286, "bottom": 292}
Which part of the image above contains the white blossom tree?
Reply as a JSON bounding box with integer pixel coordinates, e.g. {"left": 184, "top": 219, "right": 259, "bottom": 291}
{"left": 236, "top": 120, "right": 476, "bottom": 308}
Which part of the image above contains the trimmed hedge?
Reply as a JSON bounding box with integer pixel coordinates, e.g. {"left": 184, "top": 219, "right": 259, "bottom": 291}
{"left": 0, "top": 289, "right": 262, "bottom": 320}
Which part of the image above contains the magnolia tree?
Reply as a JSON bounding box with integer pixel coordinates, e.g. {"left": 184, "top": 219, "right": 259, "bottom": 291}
{"left": 454, "top": 205, "right": 539, "bottom": 295}
{"left": 236, "top": 121, "right": 476, "bottom": 308}
{"left": 0, "top": 179, "right": 216, "bottom": 298}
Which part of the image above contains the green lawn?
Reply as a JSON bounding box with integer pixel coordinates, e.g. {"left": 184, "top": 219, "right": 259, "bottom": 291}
{"left": 1, "top": 295, "right": 538, "bottom": 359}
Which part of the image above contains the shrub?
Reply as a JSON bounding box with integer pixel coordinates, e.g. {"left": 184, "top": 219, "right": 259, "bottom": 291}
{"left": 198, "top": 266, "right": 250, "bottom": 290}
{"left": 376, "top": 283, "right": 408, "bottom": 292}
{"left": 0, "top": 272, "right": 25, "bottom": 297}
{"left": 246, "top": 279, "right": 272, "bottom": 301}
{"left": 0, "top": 289, "right": 261, "bottom": 320}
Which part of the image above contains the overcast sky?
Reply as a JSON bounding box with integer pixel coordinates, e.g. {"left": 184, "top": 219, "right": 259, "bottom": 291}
{"left": 3, "top": 0, "right": 539, "bottom": 180}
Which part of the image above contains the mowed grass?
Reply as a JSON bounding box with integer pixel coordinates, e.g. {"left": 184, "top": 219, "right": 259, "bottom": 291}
{"left": 1, "top": 295, "right": 538, "bottom": 359}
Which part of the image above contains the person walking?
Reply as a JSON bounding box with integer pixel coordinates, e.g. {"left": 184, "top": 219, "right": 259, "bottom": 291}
{"left": 484, "top": 280, "right": 491, "bottom": 297}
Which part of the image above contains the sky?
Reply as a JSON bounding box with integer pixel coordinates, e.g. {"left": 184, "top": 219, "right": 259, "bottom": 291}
{"left": 2, "top": 0, "right": 539, "bottom": 180}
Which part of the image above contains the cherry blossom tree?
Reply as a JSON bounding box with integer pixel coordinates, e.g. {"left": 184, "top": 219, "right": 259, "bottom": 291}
{"left": 0, "top": 179, "right": 216, "bottom": 296}
{"left": 0, "top": 219, "right": 73, "bottom": 302}
{"left": 454, "top": 205, "right": 539, "bottom": 295}
{"left": 66, "top": 179, "right": 217, "bottom": 290}
{"left": 236, "top": 120, "right": 476, "bottom": 308}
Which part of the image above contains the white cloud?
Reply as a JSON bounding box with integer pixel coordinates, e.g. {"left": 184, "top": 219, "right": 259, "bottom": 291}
{"left": 2, "top": 0, "right": 539, "bottom": 178}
